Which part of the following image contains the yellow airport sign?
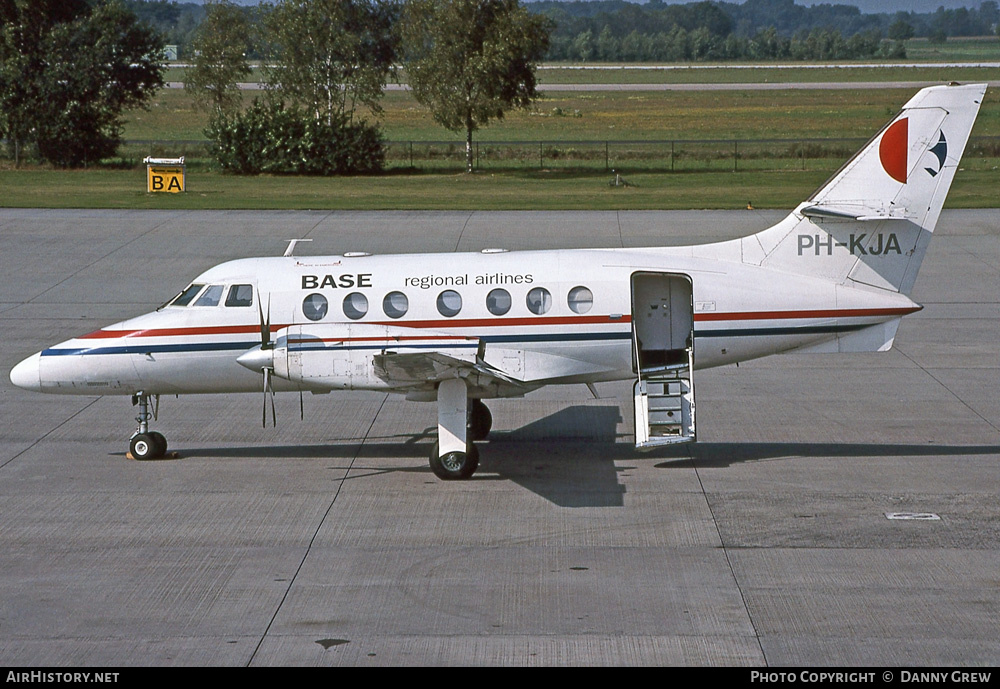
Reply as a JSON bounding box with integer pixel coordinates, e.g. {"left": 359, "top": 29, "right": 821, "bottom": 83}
{"left": 144, "top": 157, "right": 185, "bottom": 193}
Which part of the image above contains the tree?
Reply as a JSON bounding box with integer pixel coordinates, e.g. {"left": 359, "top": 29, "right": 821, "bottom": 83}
{"left": 570, "top": 28, "right": 593, "bottom": 61}
{"left": 402, "top": 0, "right": 551, "bottom": 173}
{"left": 202, "top": 0, "right": 396, "bottom": 176}
{"left": 184, "top": 0, "right": 253, "bottom": 119}
{"left": 888, "top": 19, "right": 914, "bottom": 41}
{"left": 263, "top": 0, "right": 397, "bottom": 126}
{"left": 0, "top": 0, "right": 163, "bottom": 167}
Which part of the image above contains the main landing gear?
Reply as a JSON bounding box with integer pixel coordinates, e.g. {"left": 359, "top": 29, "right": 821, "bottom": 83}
{"left": 429, "top": 380, "right": 493, "bottom": 480}
{"left": 129, "top": 392, "right": 168, "bottom": 460}
{"left": 469, "top": 399, "right": 492, "bottom": 441}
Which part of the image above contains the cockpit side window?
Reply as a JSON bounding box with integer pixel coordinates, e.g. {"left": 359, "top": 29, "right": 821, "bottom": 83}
{"left": 170, "top": 283, "right": 205, "bottom": 307}
{"left": 194, "top": 284, "right": 224, "bottom": 307}
{"left": 225, "top": 284, "right": 254, "bottom": 307}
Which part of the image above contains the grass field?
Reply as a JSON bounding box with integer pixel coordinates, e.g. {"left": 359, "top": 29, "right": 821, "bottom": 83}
{"left": 3, "top": 159, "right": 996, "bottom": 211}
{"left": 124, "top": 85, "right": 1000, "bottom": 145}
{"left": 0, "top": 168, "right": 865, "bottom": 211}
{"left": 3, "top": 63, "right": 998, "bottom": 210}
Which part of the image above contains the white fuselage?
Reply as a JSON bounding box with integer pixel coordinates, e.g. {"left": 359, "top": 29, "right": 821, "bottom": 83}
{"left": 13, "top": 239, "right": 920, "bottom": 398}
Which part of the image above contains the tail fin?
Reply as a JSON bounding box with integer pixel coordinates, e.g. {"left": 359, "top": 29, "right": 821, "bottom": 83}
{"left": 744, "top": 83, "right": 986, "bottom": 295}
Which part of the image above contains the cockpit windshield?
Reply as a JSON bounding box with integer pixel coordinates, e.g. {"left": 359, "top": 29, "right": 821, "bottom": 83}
{"left": 193, "top": 284, "right": 224, "bottom": 307}
{"left": 225, "top": 284, "right": 253, "bottom": 307}
{"left": 168, "top": 283, "right": 205, "bottom": 307}
{"left": 162, "top": 282, "right": 255, "bottom": 309}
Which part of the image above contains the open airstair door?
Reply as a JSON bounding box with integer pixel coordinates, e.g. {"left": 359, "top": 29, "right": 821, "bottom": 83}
{"left": 631, "top": 271, "right": 696, "bottom": 448}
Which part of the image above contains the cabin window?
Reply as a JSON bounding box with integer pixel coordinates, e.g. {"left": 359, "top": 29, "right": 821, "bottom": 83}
{"left": 170, "top": 283, "right": 204, "bottom": 307}
{"left": 437, "top": 290, "right": 462, "bottom": 318}
{"left": 383, "top": 291, "right": 408, "bottom": 319}
{"left": 302, "top": 293, "right": 328, "bottom": 321}
{"left": 486, "top": 288, "right": 511, "bottom": 316}
{"left": 225, "top": 284, "right": 254, "bottom": 307}
{"left": 194, "top": 284, "right": 224, "bottom": 307}
{"left": 343, "top": 292, "right": 368, "bottom": 320}
{"left": 567, "top": 286, "right": 593, "bottom": 314}
{"left": 526, "top": 287, "right": 552, "bottom": 315}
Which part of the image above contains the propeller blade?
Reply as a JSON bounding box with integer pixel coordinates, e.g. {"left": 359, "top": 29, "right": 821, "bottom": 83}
{"left": 261, "top": 367, "right": 276, "bottom": 428}
{"left": 268, "top": 369, "right": 276, "bottom": 428}
{"left": 256, "top": 288, "right": 276, "bottom": 429}
{"left": 261, "top": 367, "right": 269, "bottom": 428}
{"left": 257, "top": 292, "right": 271, "bottom": 349}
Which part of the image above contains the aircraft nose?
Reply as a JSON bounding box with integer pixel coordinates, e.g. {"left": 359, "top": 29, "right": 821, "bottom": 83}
{"left": 10, "top": 352, "right": 41, "bottom": 392}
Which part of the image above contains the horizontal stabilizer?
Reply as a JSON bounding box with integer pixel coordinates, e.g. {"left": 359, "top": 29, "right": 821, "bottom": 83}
{"left": 800, "top": 204, "right": 915, "bottom": 221}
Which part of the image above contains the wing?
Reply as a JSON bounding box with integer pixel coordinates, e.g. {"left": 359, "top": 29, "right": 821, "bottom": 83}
{"left": 270, "top": 323, "right": 530, "bottom": 397}
{"left": 373, "top": 350, "right": 524, "bottom": 389}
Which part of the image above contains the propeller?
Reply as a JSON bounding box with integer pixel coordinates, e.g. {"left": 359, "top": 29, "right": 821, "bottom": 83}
{"left": 258, "top": 294, "right": 276, "bottom": 428}
{"left": 236, "top": 291, "right": 278, "bottom": 428}
{"left": 236, "top": 291, "right": 303, "bottom": 427}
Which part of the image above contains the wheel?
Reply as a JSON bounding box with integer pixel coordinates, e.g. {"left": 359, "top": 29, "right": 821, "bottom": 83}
{"left": 429, "top": 441, "right": 479, "bottom": 480}
{"left": 130, "top": 433, "right": 161, "bottom": 460}
{"left": 468, "top": 399, "right": 492, "bottom": 441}
{"left": 149, "top": 431, "right": 167, "bottom": 457}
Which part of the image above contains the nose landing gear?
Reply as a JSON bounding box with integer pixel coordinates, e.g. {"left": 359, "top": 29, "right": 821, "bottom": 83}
{"left": 129, "top": 392, "right": 168, "bottom": 460}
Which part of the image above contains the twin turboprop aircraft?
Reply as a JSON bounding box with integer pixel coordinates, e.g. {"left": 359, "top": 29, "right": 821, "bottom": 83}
{"left": 9, "top": 83, "right": 987, "bottom": 479}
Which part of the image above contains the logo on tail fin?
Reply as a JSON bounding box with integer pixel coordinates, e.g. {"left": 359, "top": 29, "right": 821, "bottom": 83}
{"left": 924, "top": 131, "right": 948, "bottom": 177}
{"left": 878, "top": 118, "right": 948, "bottom": 182}
{"left": 879, "top": 118, "right": 908, "bottom": 183}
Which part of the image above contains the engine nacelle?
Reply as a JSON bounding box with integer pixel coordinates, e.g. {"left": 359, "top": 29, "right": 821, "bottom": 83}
{"left": 273, "top": 323, "right": 479, "bottom": 392}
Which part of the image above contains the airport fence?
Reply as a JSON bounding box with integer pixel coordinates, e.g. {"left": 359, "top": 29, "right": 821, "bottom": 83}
{"left": 30, "top": 135, "right": 1000, "bottom": 173}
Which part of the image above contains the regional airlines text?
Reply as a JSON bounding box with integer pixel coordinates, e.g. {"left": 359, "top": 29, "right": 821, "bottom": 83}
{"left": 404, "top": 273, "right": 534, "bottom": 289}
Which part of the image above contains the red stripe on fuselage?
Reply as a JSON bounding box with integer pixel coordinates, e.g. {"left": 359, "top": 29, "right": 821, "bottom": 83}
{"left": 289, "top": 335, "right": 477, "bottom": 344}
{"left": 79, "top": 324, "right": 287, "bottom": 339}
{"left": 369, "top": 315, "right": 630, "bottom": 329}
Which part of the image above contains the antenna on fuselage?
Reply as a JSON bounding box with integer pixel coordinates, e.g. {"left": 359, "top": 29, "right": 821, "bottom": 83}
{"left": 283, "top": 238, "right": 313, "bottom": 257}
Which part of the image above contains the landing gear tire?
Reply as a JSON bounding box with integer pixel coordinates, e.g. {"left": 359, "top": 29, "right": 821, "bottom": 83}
{"left": 469, "top": 399, "right": 492, "bottom": 441}
{"left": 429, "top": 441, "right": 479, "bottom": 480}
{"left": 130, "top": 433, "right": 163, "bottom": 461}
{"left": 149, "top": 431, "right": 167, "bottom": 457}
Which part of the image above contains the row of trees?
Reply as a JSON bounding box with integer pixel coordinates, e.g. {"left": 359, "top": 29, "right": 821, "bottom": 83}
{"left": 536, "top": 0, "right": 1000, "bottom": 47}
{"left": 547, "top": 26, "right": 903, "bottom": 63}
{"left": 109, "top": 1, "right": 1000, "bottom": 62}
{"left": 0, "top": 0, "right": 551, "bottom": 173}
{"left": 189, "top": 0, "right": 550, "bottom": 175}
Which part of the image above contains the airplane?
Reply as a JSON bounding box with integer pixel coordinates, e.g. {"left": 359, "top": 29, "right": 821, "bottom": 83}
{"left": 9, "top": 83, "right": 987, "bottom": 479}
